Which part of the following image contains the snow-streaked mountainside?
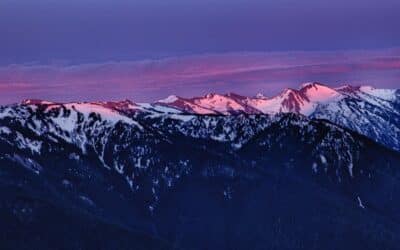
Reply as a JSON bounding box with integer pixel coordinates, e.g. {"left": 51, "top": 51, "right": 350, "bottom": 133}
{"left": 158, "top": 82, "right": 400, "bottom": 151}
{"left": 1, "top": 83, "right": 400, "bottom": 249}
{"left": 156, "top": 82, "right": 398, "bottom": 115}
{"left": 13, "top": 82, "right": 400, "bottom": 151}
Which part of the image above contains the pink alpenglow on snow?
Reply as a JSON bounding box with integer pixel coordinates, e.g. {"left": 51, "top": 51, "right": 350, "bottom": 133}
{"left": 22, "top": 82, "right": 393, "bottom": 117}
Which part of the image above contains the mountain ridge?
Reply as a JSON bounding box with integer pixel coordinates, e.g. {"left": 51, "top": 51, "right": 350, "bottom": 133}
{"left": 19, "top": 82, "right": 399, "bottom": 116}
{"left": 13, "top": 82, "right": 400, "bottom": 151}
{"left": 1, "top": 84, "right": 400, "bottom": 249}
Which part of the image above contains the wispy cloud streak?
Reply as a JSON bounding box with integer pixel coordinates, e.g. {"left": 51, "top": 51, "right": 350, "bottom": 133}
{"left": 0, "top": 48, "right": 399, "bottom": 104}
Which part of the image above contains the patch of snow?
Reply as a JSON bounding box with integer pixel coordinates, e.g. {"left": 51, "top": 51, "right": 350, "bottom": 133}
{"left": 211, "top": 133, "right": 227, "bottom": 141}
{"left": 80, "top": 195, "right": 95, "bottom": 207}
{"left": 0, "top": 108, "right": 13, "bottom": 119}
{"left": 357, "top": 196, "right": 365, "bottom": 209}
{"left": 138, "top": 103, "right": 182, "bottom": 114}
{"left": 7, "top": 154, "right": 42, "bottom": 174}
{"left": 28, "top": 140, "right": 42, "bottom": 154}
{"left": 169, "top": 114, "right": 195, "bottom": 122}
{"left": 359, "top": 86, "right": 397, "bottom": 101}
{"left": 43, "top": 103, "right": 143, "bottom": 135}
{"left": 348, "top": 163, "right": 354, "bottom": 178}
{"left": 193, "top": 94, "right": 246, "bottom": 114}
{"left": 68, "top": 153, "right": 80, "bottom": 161}
{"left": 255, "top": 93, "right": 267, "bottom": 99}
{"left": 320, "top": 155, "right": 327, "bottom": 164}
{"left": 312, "top": 163, "right": 318, "bottom": 173}
{"left": 158, "top": 95, "right": 179, "bottom": 103}
{"left": 67, "top": 103, "right": 141, "bottom": 127}
{"left": 0, "top": 126, "right": 11, "bottom": 134}
{"left": 14, "top": 132, "right": 42, "bottom": 154}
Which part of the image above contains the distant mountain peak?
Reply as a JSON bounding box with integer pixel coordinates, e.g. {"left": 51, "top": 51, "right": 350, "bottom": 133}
{"left": 148, "top": 83, "right": 398, "bottom": 116}
{"left": 299, "top": 81, "right": 327, "bottom": 89}
{"left": 299, "top": 82, "right": 342, "bottom": 103}
{"left": 255, "top": 93, "right": 267, "bottom": 99}
{"left": 158, "top": 95, "right": 180, "bottom": 104}
{"left": 22, "top": 99, "right": 55, "bottom": 105}
{"left": 16, "top": 82, "right": 399, "bottom": 122}
{"left": 4, "top": 82, "right": 400, "bottom": 152}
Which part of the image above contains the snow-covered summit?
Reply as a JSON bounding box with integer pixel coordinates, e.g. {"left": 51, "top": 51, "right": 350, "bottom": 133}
{"left": 158, "top": 95, "right": 179, "bottom": 104}
{"left": 154, "top": 83, "right": 397, "bottom": 116}
{"left": 299, "top": 82, "right": 342, "bottom": 103}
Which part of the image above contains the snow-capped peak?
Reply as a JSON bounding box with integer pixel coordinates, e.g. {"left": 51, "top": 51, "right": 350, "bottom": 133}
{"left": 15, "top": 83, "right": 399, "bottom": 121}
{"left": 158, "top": 95, "right": 179, "bottom": 103}
{"left": 300, "top": 81, "right": 326, "bottom": 89}
{"left": 152, "top": 83, "right": 398, "bottom": 116}
{"left": 22, "top": 99, "right": 55, "bottom": 105}
{"left": 276, "top": 88, "right": 313, "bottom": 114}
{"left": 299, "top": 82, "right": 342, "bottom": 103}
{"left": 191, "top": 93, "right": 248, "bottom": 114}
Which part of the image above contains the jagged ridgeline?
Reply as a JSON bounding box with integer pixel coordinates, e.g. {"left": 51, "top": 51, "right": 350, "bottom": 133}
{"left": 0, "top": 83, "right": 400, "bottom": 249}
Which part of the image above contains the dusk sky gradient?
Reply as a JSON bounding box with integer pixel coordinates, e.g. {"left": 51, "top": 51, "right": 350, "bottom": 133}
{"left": 1, "top": 0, "right": 399, "bottom": 104}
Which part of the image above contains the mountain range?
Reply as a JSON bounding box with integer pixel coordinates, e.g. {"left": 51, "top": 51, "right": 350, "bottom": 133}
{"left": 1, "top": 82, "right": 400, "bottom": 249}
{"left": 154, "top": 82, "right": 400, "bottom": 151}
{"left": 19, "top": 82, "right": 400, "bottom": 151}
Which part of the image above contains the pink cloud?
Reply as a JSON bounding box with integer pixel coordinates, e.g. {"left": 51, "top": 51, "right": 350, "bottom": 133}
{"left": 0, "top": 48, "right": 399, "bottom": 104}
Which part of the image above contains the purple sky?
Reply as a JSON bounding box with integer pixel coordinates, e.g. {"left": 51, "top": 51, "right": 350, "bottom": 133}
{"left": 0, "top": 0, "right": 399, "bottom": 104}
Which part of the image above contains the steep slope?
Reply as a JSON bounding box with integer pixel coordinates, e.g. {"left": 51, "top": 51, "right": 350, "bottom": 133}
{"left": 312, "top": 85, "right": 400, "bottom": 151}
{"left": 1, "top": 101, "right": 400, "bottom": 249}
{"left": 244, "top": 88, "right": 312, "bottom": 114}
